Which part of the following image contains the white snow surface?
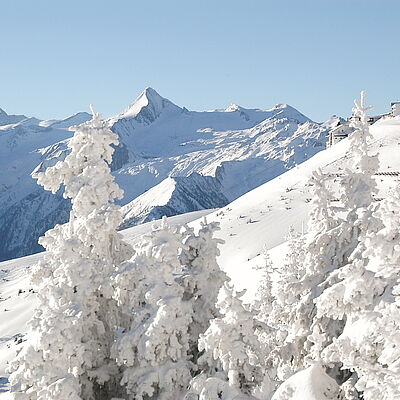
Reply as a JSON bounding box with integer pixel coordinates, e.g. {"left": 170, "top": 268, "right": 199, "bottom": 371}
{"left": 1, "top": 115, "right": 400, "bottom": 398}
{"left": 270, "top": 364, "right": 340, "bottom": 400}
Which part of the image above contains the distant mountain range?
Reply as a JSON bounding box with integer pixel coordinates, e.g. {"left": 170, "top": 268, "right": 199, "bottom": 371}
{"left": 0, "top": 88, "right": 337, "bottom": 261}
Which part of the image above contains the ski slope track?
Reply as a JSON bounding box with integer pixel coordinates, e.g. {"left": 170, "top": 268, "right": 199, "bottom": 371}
{"left": 0, "top": 88, "right": 333, "bottom": 261}
{"left": 1, "top": 117, "right": 399, "bottom": 396}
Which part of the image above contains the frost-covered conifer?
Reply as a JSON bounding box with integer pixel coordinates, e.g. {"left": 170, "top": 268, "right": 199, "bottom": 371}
{"left": 112, "top": 217, "right": 192, "bottom": 400}
{"left": 8, "top": 107, "right": 132, "bottom": 400}
{"left": 113, "top": 217, "right": 228, "bottom": 400}
{"left": 270, "top": 226, "right": 306, "bottom": 327}
{"left": 313, "top": 93, "right": 385, "bottom": 395}
{"left": 268, "top": 169, "right": 351, "bottom": 380}
{"left": 342, "top": 91, "right": 379, "bottom": 214}
{"left": 252, "top": 248, "right": 280, "bottom": 398}
{"left": 316, "top": 91, "right": 381, "bottom": 320}
{"left": 320, "top": 186, "right": 400, "bottom": 400}
{"left": 254, "top": 246, "right": 275, "bottom": 323}
{"left": 286, "top": 93, "right": 380, "bottom": 381}
{"left": 179, "top": 219, "right": 227, "bottom": 362}
{"left": 189, "top": 282, "right": 266, "bottom": 399}
{"left": 267, "top": 226, "right": 307, "bottom": 380}
{"left": 316, "top": 92, "right": 380, "bottom": 321}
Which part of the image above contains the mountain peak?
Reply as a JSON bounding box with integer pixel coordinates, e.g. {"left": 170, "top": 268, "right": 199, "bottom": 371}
{"left": 270, "top": 103, "right": 293, "bottom": 111}
{"left": 117, "top": 87, "right": 181, "bottom": 122}
{"left": 225, "top": 104, "right": 243, "bottom": 112}
{"left": 0, "top": 107, "right": 29, "bottom": 126}
{"left": 142, "top": 86, "right": 163, "bottom": 102}
{"left": 263, "top": 103, "right": 311, "bottom": 123}
{"left": 39, "top": 111, "right": 92, "bottom": 129}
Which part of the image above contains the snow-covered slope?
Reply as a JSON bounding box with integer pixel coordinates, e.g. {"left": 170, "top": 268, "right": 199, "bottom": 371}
{"left": 1, "top": 117, "right": 399, "bottom": 396}
{"left": 120, "top": 173, "right": 227, "bottom": 228}
{"left": 0, "top": 88, "right": 334, "bottom": 261}
{"left": 197, "top": 117, "right": 400, "bottom": 296}
{"left": 38, "top": 112, "right": 92, "bottom": 129}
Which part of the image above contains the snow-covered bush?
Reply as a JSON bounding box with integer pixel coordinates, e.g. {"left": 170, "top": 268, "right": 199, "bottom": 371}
{"left": 8, "top": 108, "right": 132, "bottom": 399}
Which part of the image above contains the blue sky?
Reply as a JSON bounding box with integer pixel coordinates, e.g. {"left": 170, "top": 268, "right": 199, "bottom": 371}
{"left": 1, "top": 0, "right": 399, "bottom": 122}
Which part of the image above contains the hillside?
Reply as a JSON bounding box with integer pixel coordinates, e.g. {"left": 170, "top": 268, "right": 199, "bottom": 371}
{"left": 1, "top": 116, "right": 399, "bottom": 396}
{"left": 120, "top": 173, "right": 228, "bottom": 228}
{"left": 0, "top": 88, "right": 334, "bottom": 261}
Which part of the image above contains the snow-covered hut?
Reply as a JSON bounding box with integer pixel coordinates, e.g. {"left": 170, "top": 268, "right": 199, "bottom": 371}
{"left": 391, "top": 102, "right": 400, "bottom": 117}
{"left": 328, "top": 123, "right": 354, "bottom": 147}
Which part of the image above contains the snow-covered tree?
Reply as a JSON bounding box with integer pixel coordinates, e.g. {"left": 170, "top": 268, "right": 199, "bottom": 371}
{"left": 320, "top": 186, "right": 400, "bottom": 400}
{"left": 300, "top": 94, "right": 381, "bottom": 397}
{"left": 310, "top": 93, "right": 385, "bottom": 396}
{"left": 253, "top": 246, "right": 275, "bottom": 324}
{"left": 8, "top": 107, "right": 133, "bottom": 400}
{"left": 315, "top": 92, "right": 380, "bottom": 318}
{"left": 112, "top": 217, "right": 192, "bottom": 400}
{"left": 259, "top": 92, "right": 386, "bottom": 397}
{"left": 270, "top": 225, "right": 306, "bottom": 327}
{"left": 179, "top": 219, "right": 227, "bottom": 363}
{"left": 316, "top": 91, "right": 381, "bottom": 320}
{"left": 267, "top": 168, "right": 352, "bottom": 380}
{"left": 267, "top": 226, "right": 307, "bottom": 380}
{"left": 251, "top": 248, "right": 281, "bottom": 398}
{"left": 342, "top": 91, "right": 379, "bottom": 214}
{"left": 189, "top": 282, "right": 267, "bottom": 399}
{"left": 113, "top": 217, "right": 228, "bottom": 400}
{"left": 186, "top": 375, "right": 248, "bottom": 400}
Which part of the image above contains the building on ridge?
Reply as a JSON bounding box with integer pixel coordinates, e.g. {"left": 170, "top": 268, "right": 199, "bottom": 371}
{"left": 328, "top": 101, "right": 399, "bottom": 147}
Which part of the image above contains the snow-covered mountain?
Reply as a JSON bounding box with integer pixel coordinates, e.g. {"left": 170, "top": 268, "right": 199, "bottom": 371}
{"left": 120, "top": 173, "right": 227, "bottom": 229}
{"left": 0, "top": 88, "right": 334, "bottom": 261}
{"left": 0, "top": 108, "right": 29, "bottom": 126}
{"left": 0, "top": 110, "right": 92, "bottom": 261}
{"left": 1, "top": 116, "right": 399, "bottom": 396}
